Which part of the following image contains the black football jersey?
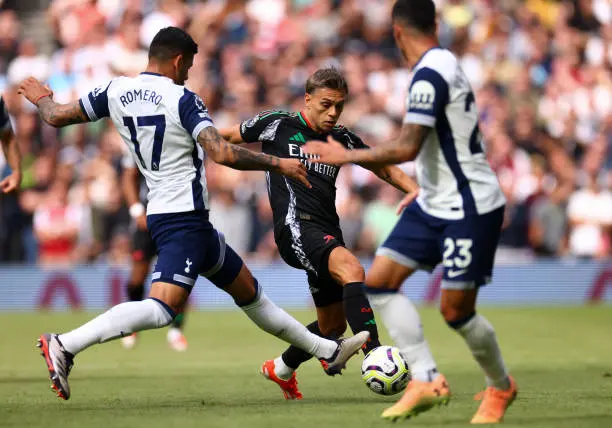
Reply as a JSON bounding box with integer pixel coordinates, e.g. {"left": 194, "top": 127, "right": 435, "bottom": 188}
{"left": 239, "top": 110, "right": 368, "bottom": 233}
{"left": 0, "top": 96, "right": 12, "bottom": 133}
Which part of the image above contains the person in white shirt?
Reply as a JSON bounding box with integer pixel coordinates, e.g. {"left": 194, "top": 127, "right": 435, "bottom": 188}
{"left": 19, "top": 26, "right": 368, "bottom": 402}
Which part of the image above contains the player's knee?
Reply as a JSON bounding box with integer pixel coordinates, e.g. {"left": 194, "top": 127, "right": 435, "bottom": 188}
{"left": 147, "top": 298, "right": 176, "bottom": 327}
{"left": 440, "top": 304, "right": 476, "bottom": 330}
{"left": 339, "top": 258, "right": 365, "bottom": 284}
{"left": 329, "top": 248, "right": 364, "bottom": 283}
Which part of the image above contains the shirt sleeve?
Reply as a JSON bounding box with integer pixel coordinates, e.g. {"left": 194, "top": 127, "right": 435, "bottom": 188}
{"left": 79, "top": 80, "right": 113, "bottom": 122}
{"left": 178, "top": 89, "right": 214, "bottom": 140}
{"left": 0, "top": 96, "right": 12, "bottom": 132}
{"left": 404, "top": 67, "right": 449, "bottom": 127}
{"left": 239, "top": 110, "right": 288, "bottom": 143}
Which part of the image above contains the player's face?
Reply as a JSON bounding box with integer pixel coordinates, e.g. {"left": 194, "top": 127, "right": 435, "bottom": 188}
{"left": 304, "top": 88, "right": 346, "bottom": 133}
{"left": 174, "top": 54, "right": 193, "bottom": 85}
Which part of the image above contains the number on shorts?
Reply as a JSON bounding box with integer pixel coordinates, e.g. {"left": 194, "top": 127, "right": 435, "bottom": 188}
{"left": 443, "top": 238, "right": 473, "bottom": 269}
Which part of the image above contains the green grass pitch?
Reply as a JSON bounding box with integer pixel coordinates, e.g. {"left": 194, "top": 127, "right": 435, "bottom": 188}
{"left": 1, "top": 307, "right": 611, "bottom": 428}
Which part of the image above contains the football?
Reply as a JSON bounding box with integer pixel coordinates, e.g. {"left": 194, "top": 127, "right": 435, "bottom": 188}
{"left": 361, "top": 346, "right": 411, "bottom": 395}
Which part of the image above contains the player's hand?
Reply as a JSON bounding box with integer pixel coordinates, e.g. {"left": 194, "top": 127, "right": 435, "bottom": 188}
{"left": 136, "top": 214, "right": 148, "bottom": 231}
{"left": 278, "top": 158, "right": 311, "bottom": 188}
{"left": 18, "top": 77, "right": 53, "bottom": 106}
{"left": 302, "top": 136, "right": 351, "bottom": 165}
{"left": 396, "top": 187, "right": 419, "bottom": 215}
{"left": 0, "top": 171, "right": 21, "bottom": 193}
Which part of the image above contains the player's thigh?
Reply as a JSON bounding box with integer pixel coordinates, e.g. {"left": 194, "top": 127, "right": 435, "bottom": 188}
{"left": 439, "top": 206, "right": 505, "bottom": 292}
{"left": 148, "top": 281, "right": 190, "bottom": 315}
{"left": 327, "top": 246, "right": 364, "bottom": 285}
{"left": 148, "top": 211, "right": 216, "bottom": 293}
{"left": 376, "top": 203, "right": 441, "bottom": 277}
{"left": 196, "top": 229, "right": 256, "bottom": 305}
{"left": 222, "top": 263, "right": 259, "bottom": 306}
{"left": 365, "top": 254, "right": 417, "bottom": 291}
{"left": 315, "top": 301, "right": 347, "bottom": 337}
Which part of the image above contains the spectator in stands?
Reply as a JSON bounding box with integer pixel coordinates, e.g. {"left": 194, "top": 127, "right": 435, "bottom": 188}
{"left": 567, "top": 142, "right": 612, "bottom": 259}
{"left": 0, "top": 0, "right": 611, "bottom": 264}
{"left": 32, "top": 178, "right": 83, "bottom": 265}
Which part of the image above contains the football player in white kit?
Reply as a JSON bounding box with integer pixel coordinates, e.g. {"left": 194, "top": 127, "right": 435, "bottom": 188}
{"left": 304, "top": 0, "right": 517, "bottom": 424}
{"left": 19, "top": 27, "right": 368, "bottom": 401}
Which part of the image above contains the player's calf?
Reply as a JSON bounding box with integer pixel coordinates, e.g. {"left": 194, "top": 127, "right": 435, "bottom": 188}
{"left": 441, "top": 289, "right": 512, "bottom": 393}
{"left": 328, "top": 247, "right": 380, "bottom": 353}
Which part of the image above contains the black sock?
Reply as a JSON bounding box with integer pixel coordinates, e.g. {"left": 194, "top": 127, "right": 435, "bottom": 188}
{"left": 343, "top": 282, "right": 380, "bottom": 354}
{"left": 171, "top": 312, "right": 185, "bottom": 329}
{"left": 281, "top": 320, "right": 325, "bottom": 369}
{"left": 126, "top": 282, "right": 145, "bottom": 301}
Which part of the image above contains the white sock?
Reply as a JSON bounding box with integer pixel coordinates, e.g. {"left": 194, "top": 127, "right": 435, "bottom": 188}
{"left": 59, "top": 299, "right": 174, "bottom": 355}
{"left": 240, "top": 288, "right": 337, "bottom": 359}
{"left": 273, "top": 356, "right": 294, "bottom": 380}
{"left": 368, "top": 292, "right": 439, "bottom": 382}
{"left": 456, "top": 314, "right": 510, "bottom": 390}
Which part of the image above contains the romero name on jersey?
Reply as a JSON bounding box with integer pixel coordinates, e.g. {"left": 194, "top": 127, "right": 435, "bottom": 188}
{"left": 79, "top": 72, "right": 213, "bottom": 216}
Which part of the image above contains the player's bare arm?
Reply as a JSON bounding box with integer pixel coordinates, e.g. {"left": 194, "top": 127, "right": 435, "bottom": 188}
{"left": 366, "top": 165, "right": 420, "bottom": 213}
{"left": 0, "top": 128, "right": 21, "bottom": 193}
{"left": 197, "top": 126, "right": 311, "bottom": 188}
{"left": 18, "top": 77, "right": 88, "bottom": 127}
{"left": 122, "top": 166, "right": 147, "bottom": 230}
{"left": 217, "top": 124, "right": 245, "bottom": 144}
{"left": 303, "top": 123, "right": 430, "bottom": 166}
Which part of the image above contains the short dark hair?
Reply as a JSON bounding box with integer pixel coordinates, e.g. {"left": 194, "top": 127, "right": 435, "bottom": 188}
{"left": 305, "top": 68, "right": 349, "bottom": 96}
{"left": 392, "top": 0, "right": 437, "bottom": 34}
{"left": 148, "top": 27, "right": 198, "bottom": 61}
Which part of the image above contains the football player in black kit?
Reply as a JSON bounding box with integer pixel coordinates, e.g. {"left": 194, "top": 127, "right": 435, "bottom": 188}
{"left": 220, "top": 68, "right": 419, "bottom": 399}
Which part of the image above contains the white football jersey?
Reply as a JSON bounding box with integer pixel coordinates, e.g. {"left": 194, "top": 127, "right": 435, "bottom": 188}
{"left": 79, "top": 72, "right": 212, "bottom": 215}
{"left": 404, "top": 48, "right": 506, "bottom": 220}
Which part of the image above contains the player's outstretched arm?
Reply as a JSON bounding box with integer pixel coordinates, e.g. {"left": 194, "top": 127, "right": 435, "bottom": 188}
{"left": 217, "top": 124, "right": 245, "bottom": 144}
{"left": 303, "top": 123, "right": 430, "bottom": 166}
{"left": 197, "top": 126, "right": 311, "bottom": 188}
{"left": 18, "top": 77, "right": 88, "bottom": 127}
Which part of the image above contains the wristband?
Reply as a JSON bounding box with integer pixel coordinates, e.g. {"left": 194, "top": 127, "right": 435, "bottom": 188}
{"left": 129, "top": 202, "right": 145, "bottom": 218}
{"left": 34, "top": 93, "right": 52, "bottom": 105}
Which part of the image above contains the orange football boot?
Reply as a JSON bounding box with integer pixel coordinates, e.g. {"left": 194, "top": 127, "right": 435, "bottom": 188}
{"left": 260, "top": 359, "right": 303, "bottom": 400}
{"left": 381, "top": 374, "right": 451, "bottom": 421}
{"left": 471, "top": 376, "right": 518, "bottom": 424}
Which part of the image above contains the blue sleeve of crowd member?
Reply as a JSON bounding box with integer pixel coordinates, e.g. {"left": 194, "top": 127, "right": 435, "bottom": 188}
{"left": 79, "top": 80, "right": 112, "bottom": 121}
{"left": 404, "top": 67, "right": 449, "bottom": 127}
{"left": 178, "top": 89, "right": 214, "bottom": 140}
{"left": 0, "top": 96, "right": 12, "bottom": 132}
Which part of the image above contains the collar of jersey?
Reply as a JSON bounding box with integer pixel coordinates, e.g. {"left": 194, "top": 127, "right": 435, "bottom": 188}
{"left": 140, "top": 72, "right": 169, "bottom": 79}
{"left": 412, "top": 46, "right": 442, "bottom": 70}
{"left": 298, "top": 111, "right": 330, "bottom": 136}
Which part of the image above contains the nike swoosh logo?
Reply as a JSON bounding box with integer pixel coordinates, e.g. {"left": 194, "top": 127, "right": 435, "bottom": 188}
{"left": 447, "top": 269, "right": 468, "bottom": 279}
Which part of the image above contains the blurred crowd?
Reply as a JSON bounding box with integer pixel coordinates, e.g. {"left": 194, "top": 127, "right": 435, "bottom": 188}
{"left": 0, "top": 0, "right": 612, "bottom": 265}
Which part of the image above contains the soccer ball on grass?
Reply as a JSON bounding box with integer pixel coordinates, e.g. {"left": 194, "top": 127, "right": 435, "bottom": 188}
{"left": 361, "top": 345, "right": 411, "bottom": 395}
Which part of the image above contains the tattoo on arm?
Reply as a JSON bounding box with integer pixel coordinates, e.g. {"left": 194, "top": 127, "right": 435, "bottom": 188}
{"left": 37, "top": 98, "right": 88, "bottom": 127}
{"left": 349, "top": 123, "right": 430, "bottom": 165}
{"left": 197, "top": 126, "right": 281, "bottom": 171}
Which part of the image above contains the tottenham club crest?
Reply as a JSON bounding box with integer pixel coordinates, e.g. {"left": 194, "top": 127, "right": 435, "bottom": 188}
{"left": 184, "top": 258, "right": 192, "bottom": 274}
